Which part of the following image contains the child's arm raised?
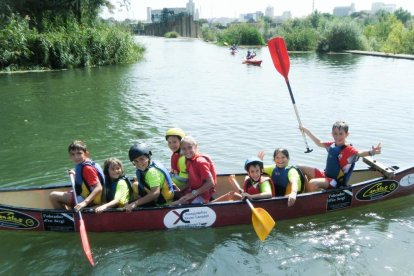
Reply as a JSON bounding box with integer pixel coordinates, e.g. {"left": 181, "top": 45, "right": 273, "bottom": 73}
{"left": 299, "top": 126, "right": 325, "bottom": 148}
{"left": 358, "top": 142, "right": 382, "bottom": 157}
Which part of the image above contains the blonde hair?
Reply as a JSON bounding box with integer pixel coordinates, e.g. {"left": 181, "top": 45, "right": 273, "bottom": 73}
{"left": 181, "top": 136, "right": 197, "bottom": 147}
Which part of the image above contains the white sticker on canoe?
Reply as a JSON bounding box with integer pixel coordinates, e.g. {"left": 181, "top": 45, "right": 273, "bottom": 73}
{"left": 400, "top": 174, "right": 414, "bottom": 187}
{"left": 164, "top": 207, "right": 216, "bottom": 228}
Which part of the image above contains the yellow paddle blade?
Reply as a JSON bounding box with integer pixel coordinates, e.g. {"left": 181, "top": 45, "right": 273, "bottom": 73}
{"left": 251, "top": 207, "right": 276, "bottom": 241}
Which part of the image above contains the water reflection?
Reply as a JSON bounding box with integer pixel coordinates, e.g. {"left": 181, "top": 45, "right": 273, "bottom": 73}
{"left": 316, "top": 52, "right": 361, "bottom": 67}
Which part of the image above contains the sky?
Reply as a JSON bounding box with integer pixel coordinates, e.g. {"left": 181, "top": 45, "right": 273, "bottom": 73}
{"left": 101, "top": 0, "right": 414, "bottom": 21}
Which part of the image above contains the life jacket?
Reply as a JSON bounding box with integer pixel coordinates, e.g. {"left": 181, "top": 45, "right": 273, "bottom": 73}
{"left": 186, "top": 153, "right": 217, "bottom": 197}
{"left": 271, "top": 166, "right": 305, "bottom": 196}
{"left": 170, "top": 151, "right": 180, "bottom": 173}
{"left": 104, "top": 175, "right": 133, "bottom": 203}
{"left": 171, "top": 155, "right": 189, "bottom": 189}
{"left": 74, "top": 160, "right": 105, "bottom": 196}
{"left": 324, "top": 144, "right": 355, "bottom": 187}
{"left": 243, "top": 176, "right": 274, "bottom": 196}
{"left": 136, "top": 160, "right": 175, "bottom": 205}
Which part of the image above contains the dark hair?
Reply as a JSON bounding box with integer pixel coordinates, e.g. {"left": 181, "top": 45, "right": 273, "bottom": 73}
{"left": 273, "top": 148, "right": 290, "bottom": 160}
{"left": 103, "top": 158, "right": 124, "bottom": 182}
{"left": 68, "top": 140, "right": 87, "bottom": 153}
{"left": 332, "top": 121, "right": 349, "bottom": 132}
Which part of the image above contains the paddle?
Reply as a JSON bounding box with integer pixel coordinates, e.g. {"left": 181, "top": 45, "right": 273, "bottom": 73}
{"left": 228, "top": 176, "right": 276, "bottom": 241}
{"left": 268, "top": 37, "right": 313, "bottom": 153}
{"left": 69, "top": 173, "right": 95, "bottom": 267}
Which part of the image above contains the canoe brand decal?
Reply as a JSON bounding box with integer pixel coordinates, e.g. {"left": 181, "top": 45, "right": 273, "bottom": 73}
{"left": 356, "top": 180, "right": 398, "bottom": 201}
{"left": 164, "top": 207, "right": 216, "bottom": 228}
{"left": 327, "top": 189, "right": 352, "bottom": 211}
{"left": 0, "top": 208, "right": 39, "bottom": 229}
{"left": 42, "top": 212, "right": 75, "bottom": 232}
{"left": 399, "top": 174, "right": 414, "bottom": 187}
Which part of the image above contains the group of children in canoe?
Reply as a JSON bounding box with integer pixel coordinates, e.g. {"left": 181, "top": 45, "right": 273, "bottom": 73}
{"left": 49, "top": 121, "right": 382, "bottom": 211}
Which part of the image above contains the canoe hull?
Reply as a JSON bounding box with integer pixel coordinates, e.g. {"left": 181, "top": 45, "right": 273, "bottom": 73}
{"left": 1, "top": 167, "right": 414, "bottom": 232}
{"left": 242, "top": 59, "right": 262, "bottom": 66}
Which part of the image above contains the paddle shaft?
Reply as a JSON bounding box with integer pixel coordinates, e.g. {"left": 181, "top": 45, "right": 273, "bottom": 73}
{"left": 69, "top": 174, "right": 95, "bottom": 267}
{"left": 245, "top": 198, "right": 256, "bottom": 211}
{"left": 268, "top": 37, "right": 312, "bottom": 153}
{"left": 285, "top": 79, "right": 313, "bottom": 153}
{"left": 229, "top": 177, "right": 259, "bottom": 212}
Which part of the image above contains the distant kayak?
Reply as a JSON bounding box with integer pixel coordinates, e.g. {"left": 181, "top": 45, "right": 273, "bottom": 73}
{"left": 242, "top": 59, "right": 262, "bottom": 66}
{"left": 230, "top": 50, "right": 237, "bottom": 55}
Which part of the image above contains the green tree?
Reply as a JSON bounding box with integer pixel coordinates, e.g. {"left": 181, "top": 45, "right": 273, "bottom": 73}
{"left": 269, "top": 18, "right": 318, "bottom": 51}
{"left": 217, "top": 23, "right": 264, "bottom": 45}
{"left": 201, "top": 25, "right": 216, "bottom": 42}
{"left": 402, "top": 26, "right": 414, "bottom": 54}
{"left": 318, "top": 18, "right": 366, "bottom": 52}
{"left": 364, "top": 14, "right": 401, "bottom": 51}
{"left": 394, "top": 8, "right": 412, "bottom": 24}
{"left": 1, "top": 0, "right": 114, "bottom": 28}
{"left": 381, "top": 20, "right": 407, "bottom": 53}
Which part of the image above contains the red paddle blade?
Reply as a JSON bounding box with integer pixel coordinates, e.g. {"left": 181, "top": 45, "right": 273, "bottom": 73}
{"left": 268, "top": 37, "right": 290, "bottom": 80}
{"left": 79, "top": 219, "right": 95, "bottom": 266}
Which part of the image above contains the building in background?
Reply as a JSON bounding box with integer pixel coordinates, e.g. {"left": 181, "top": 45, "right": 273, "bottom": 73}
{"left": 274, "top": 11, "right": 292, "bottom": 23}
{"left": 333, "top": 3, "right": 356, "bottom": 16}
{"left": 239, "top": 11, "right": 264, "bottom": 22}
{"left": 146, "top": 7, "right": 152, "bottom": 23}
{"left": 265, "top": 6, "right": 274, "bottom": 18}
{"left": 186, "top": 0, "right": 195, "bottom": 16}
{"left": 371, "top": 2, "right": 397, "bottom": 13}
{"left": 147, "top": 0, "right": 199, "bottom": 23}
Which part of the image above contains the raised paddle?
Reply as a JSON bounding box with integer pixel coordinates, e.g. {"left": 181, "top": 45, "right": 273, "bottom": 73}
{"left": 228, "top": 176, "right": 276, "bottom": 241}
{"left": 268, "top": 37, "right": 313, "bottom": 153}
{"left": 69, "top": 173, "right": 95, "bottom": 266}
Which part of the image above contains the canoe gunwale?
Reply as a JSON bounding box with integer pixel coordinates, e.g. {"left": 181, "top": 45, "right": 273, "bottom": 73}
{"left": 0, "top": 172, "right": 391, "bottom": 213}
{"left": 1, "top": 165, "right": 413, "bottom": 232}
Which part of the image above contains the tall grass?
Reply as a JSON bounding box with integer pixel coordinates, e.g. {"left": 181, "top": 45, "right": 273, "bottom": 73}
{"left": 0, "top": 14, "right": 145, "bottom": 71}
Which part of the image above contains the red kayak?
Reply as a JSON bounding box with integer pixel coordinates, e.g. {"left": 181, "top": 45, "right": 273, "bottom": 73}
{"left": 242, "top": 59, "right": 262, "bottom": 66}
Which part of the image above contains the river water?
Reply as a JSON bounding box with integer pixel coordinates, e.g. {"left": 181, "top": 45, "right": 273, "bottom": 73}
{"left": 0, "top": 36, "right": 413, "bottom": 275}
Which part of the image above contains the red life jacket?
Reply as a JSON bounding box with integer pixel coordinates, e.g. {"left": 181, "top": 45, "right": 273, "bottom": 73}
{"left": 186, "top": 153, "right": 217, "bottom": 201}
{"left": 243, "top": 176, "right": 275, "bottom": 197}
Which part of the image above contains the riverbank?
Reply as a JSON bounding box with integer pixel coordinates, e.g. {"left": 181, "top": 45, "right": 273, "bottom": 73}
{"left": 346, "top": 50, "right": 414, "bottom": 60}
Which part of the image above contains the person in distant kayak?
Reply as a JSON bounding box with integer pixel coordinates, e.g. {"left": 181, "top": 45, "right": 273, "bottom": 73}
{"left": 170, "top": 136, "right": 217, "bottom": 205}
{"left": 124, "top": 143, "right": 175, "bottom": 210}
{"left": 258, "top": 148, "right": 305, "bottom": 207}
{"left": 165, "top": 128, "right": 188, "bottom": 193}
{"left": 230, "top": 44, "right": 237, "bottom": 51}
{"left": 49, "top": 140, "right": 104, "bottom": 211}
{"left": 299, "top": 121, "right": 382, "bottom": 191}
{"left": 246, "top": 50, "right": 256, "bottom": 60}
{"left": 228, "top": 157, "right": 273, "bottom": 201}
{"left": 95, "top": 158, "right": 132, "bottom": 213}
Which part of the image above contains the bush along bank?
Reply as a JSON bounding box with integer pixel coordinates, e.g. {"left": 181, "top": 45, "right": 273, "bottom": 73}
{"left": 0, "top": 15, "right": 145, "bottom": 71}
{"left": 201, "top": 10, "right": 414, "bottom": 55}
